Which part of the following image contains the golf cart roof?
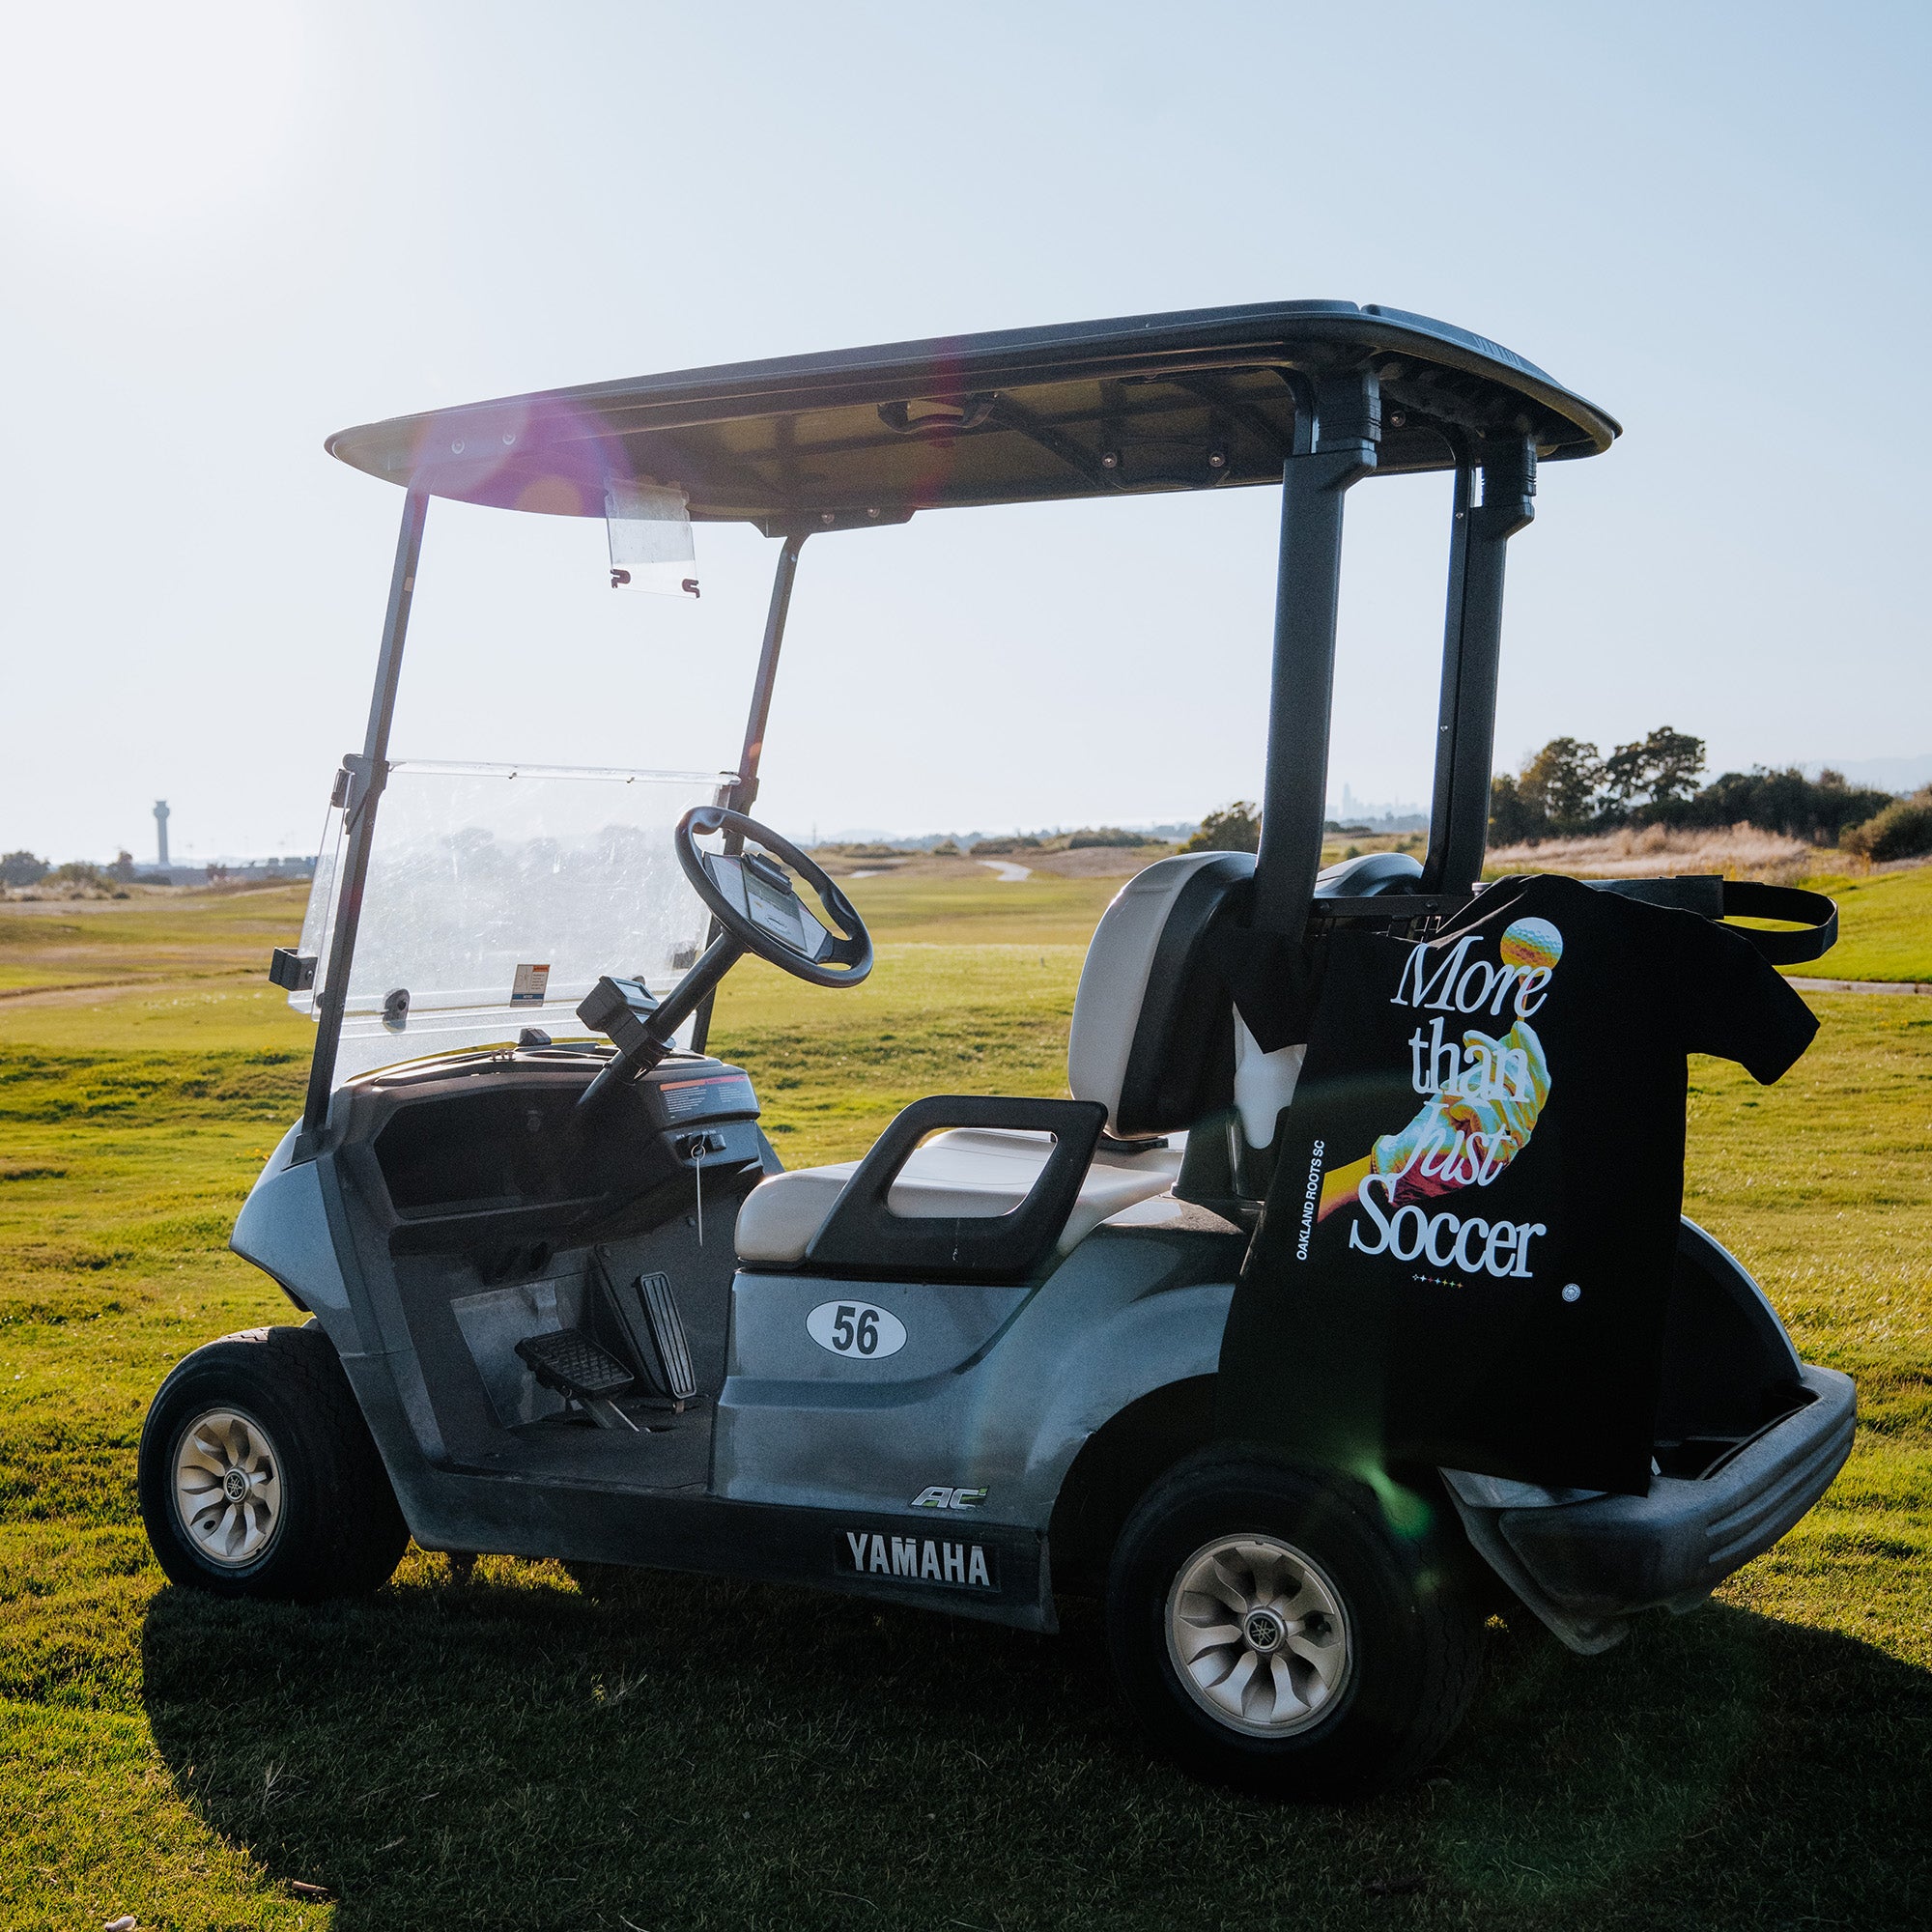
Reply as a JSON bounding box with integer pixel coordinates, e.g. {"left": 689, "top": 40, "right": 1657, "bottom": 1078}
{"left": 326, "top": 301, "right": 1619, "bottom": 533}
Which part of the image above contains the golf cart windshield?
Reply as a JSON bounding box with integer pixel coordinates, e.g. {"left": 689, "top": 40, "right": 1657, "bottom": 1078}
{"left": 293, "top": 760, "right": 725, "bottom": 1083}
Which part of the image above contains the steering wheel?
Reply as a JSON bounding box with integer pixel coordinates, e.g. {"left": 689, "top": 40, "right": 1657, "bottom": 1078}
{"left": 675, "top": 807, "right": 872, "bottom": 989}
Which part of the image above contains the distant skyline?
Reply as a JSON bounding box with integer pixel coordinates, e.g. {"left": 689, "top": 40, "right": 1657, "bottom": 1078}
{"left": 3, "top": 3, "right": 1928, "bottom": 862}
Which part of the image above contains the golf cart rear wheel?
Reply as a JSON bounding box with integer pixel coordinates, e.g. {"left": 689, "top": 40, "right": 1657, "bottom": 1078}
{"left": 1105, "top": 1454, "right": 1483, "bottom": 1799}
{"left": 139, "top": 1324, "right": 409, "bottom": 1603}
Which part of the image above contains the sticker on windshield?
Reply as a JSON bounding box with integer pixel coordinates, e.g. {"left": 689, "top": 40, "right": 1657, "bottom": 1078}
{"left": 807, "top": 1300, "right": 907, "bottom": 1359}
{"left": 605, "top": 480, "right": 698, "bottom": 597}
{"left": 510, "top": 963, "right": 551, "bottom": 1006}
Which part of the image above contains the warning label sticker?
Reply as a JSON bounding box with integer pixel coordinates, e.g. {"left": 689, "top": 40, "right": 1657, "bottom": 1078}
{"left": 510, "top": 963, "right": 551, "bottom": 1006}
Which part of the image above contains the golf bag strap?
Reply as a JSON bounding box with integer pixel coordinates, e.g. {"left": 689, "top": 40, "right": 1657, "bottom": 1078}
{"left": 1719, "top": 880, "right": 1838, "bottom": 965}
{"left": 1586, "top": 874, "right": 1837, "bottom": 965}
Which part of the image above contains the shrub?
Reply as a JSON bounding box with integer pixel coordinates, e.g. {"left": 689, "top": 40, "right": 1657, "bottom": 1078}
{"left": 1179, "top": 803, "right": 1261, "bottom": 853}
{"left": 1665, "top": 767, "right": 1893, "bottom": 843}
{"left": 1842, "top": 789, "right": 1932, "bottom": 864}
{"left": 1, "top": 849, "right": 49, "bottom": 887}
{"left": 1066, "top": 826, "right": 1144, "bottom": 849}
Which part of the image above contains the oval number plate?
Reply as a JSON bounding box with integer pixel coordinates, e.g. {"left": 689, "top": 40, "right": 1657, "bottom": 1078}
{"left": 807, "top": 1299, "right": 907, "bottom": 1360}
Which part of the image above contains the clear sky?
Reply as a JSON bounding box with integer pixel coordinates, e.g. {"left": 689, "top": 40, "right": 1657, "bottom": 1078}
{"left": 2, "top": 1, "right": 1927, "bottom": 863}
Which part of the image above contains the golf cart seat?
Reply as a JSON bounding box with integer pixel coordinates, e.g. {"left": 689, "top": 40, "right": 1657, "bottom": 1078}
{"left": 734, "top": 853, "right": 1249, "bottom": 1271}
{"left": 732, "top": 1125, "right": 1184, "bottom": 1266}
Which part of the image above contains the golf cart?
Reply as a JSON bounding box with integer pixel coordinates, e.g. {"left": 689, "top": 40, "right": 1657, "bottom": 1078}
{"left": 140, "top": 303, "right": 1854, "bottom": 1797}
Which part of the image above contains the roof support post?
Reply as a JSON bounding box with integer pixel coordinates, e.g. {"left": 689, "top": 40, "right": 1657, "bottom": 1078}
{"left": 1251, "top": 372, "right": 1379, "bottom": 938}
{"left": 296, "top": 487, "right": 429, "bottom": 1157}
{"left": 727, "top": 528, "right": 810, "bottom": 821}
{"left": 1419, "top": 436, "right": 1536, "bottom": 898}
{"left": 690, "top": 527, "right": 810, "bottom": 1054}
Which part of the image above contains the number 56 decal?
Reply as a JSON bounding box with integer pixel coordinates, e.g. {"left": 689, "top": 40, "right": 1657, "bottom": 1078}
{"left": 807, "top": 1299, "right": 907, "bottom": 1359}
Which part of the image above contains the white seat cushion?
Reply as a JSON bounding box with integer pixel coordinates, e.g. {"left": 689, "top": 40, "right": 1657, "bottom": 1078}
{"left": 734, "top": 1126, "right": 1182, "bottom": 1266}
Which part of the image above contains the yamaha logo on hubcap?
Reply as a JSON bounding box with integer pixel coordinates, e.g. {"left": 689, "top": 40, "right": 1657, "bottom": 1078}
{"left": 1244, "top": 1608, "right": 1285, "bottom": 1653}
{"left": 222, "top": 1469, "right": 249, "bottom": 1502}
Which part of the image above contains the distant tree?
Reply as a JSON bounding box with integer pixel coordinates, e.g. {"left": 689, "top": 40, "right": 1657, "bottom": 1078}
{"left": 1517, "top": 738, "right": 1602, "bottom": 833}
{"left": 1487, "top": 772, "right": 1547, "bottom": 845}
{"left": 1493, "top": 730, "right": 1897, "bottom": 850}
{"left": 1180, "top": 802, "right": 1261, "bottom": 853}
{"left": 1067, "top": 826, "right": 1144, "bottom": 849}
{"left": 111, "top": 850, "right": 135, "bottom": 883}
{"left": 1599, "top": 725, "right": 1706, "bottom": 816}
{"left": 1644, "top": 727, "right": 1707, "bottom": 806}
{"left": 0, "top": 850, "right": 48, "bottom": 886}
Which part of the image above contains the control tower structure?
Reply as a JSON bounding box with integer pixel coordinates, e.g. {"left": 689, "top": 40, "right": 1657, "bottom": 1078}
{"left": 154, "top": 800, "right": 170, "bottom": 870}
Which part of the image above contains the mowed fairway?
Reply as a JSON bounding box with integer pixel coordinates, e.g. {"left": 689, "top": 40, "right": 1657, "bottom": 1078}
{"left": 1, "top": 869, "right": 1928, "bottom": 1930}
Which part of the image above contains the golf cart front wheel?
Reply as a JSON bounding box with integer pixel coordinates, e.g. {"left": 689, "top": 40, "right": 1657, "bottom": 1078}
{"left": 1105, "top": 1453, "right": 1483, "bottom": 1799}
{"left": 139, "top": 1324, "right": 409, "bottom": 1602}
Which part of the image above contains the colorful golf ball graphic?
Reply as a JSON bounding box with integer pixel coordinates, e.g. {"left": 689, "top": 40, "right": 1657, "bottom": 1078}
{"left": 1499, "top": 917, "right": 1564, "bottom": 972}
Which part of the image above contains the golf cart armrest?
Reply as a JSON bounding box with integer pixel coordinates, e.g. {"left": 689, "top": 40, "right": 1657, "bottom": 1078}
{"left": 803, "top": 1095, "right": 1107, "bottom": 1285}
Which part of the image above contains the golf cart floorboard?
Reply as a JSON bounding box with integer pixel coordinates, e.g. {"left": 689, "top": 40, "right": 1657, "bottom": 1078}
{"left": 453, "top": 1401, "right": 715, "bottom": 1492}
{"left": 370, "top": 1196, "right": 742, "bottom": 1496}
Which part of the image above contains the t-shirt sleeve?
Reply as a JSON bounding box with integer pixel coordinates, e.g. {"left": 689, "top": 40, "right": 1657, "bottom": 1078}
{"left": 1667, "top": 907, "right": 1820, "bottom": 1083}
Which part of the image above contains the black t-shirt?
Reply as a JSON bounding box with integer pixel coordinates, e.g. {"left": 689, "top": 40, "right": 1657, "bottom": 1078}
{"left": 1217, "top": 874, "right": 1818, "bottom": 1495}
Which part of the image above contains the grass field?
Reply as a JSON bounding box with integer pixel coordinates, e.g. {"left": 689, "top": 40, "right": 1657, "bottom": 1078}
{"left": 1790, "top": 864, "right": 1932, "bottom": 982}
{"left": 1, "top": 870, "right": 1928, "bottom": 1930}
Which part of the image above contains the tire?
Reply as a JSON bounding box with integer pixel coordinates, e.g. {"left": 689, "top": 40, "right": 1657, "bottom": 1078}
{"left": 1105, "top": 1451, "right": 1484, "bottom": 1799}
{"left": 139, "top": 1324, "right": 410, "bottom": 1602}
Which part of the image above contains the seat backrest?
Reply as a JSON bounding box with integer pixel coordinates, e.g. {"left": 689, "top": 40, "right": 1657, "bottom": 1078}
{"left": 1067, "top": 852, "right": 1253, "bottom": 1138}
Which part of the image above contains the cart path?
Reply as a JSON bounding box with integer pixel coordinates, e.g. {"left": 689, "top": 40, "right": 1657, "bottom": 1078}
{"left": 1787, "top": 976, "right": 1932, "bottom": 997}
{"left": 0, "top": 970, "right": 259, "bottom": 1010}
{"left": 979, "top": 860, "right": 1034, "bottom": 882}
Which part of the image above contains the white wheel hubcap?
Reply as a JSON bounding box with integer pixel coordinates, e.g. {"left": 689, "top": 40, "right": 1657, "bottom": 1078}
{"left": 173, "top": 1407, "right": 284, "bottom": 1569}
{"left": 1165, "top": 1533, "right": 1351, "bottom": 1737}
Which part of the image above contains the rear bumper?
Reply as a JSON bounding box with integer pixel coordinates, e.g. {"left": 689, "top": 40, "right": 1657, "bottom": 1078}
{"left": 1497, "top": 1364, "right": 1855, "bottom": 1619}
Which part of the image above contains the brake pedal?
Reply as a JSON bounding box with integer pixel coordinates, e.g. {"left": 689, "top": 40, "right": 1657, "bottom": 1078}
{"left": 599, "top": 1264, "right": 698, "bottom": 1407}
{"left": 515, "top": 1328, "right": 639, "bottom": 1431}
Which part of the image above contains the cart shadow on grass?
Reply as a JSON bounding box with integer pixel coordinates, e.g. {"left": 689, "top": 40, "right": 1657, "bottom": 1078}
{"left": 141, "top": 1562, "right": 1931, "bottom": 1930}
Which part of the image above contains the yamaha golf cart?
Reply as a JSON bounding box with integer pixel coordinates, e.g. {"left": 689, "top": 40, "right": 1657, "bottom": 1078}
{"left": 140, "top": 302, "right": 1854, "bottom": 1797}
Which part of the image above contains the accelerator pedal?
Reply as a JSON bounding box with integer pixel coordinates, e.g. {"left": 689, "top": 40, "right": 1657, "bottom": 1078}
{"left": 515, "top": 1329, "right": 639, "bottom": 1432}
{"left": 599, "top": 1263, "right": 699, "bottom": 1410}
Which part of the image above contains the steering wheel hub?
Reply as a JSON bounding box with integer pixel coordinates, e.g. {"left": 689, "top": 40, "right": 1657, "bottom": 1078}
{"left": 675, "top": 807, "right": 873, "bottom": 992}
{"left": 574, "top": 809, "right": 874, "bottom": 1108}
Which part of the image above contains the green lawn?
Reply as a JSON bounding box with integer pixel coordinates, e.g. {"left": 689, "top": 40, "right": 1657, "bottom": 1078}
{"left": 1792, "top": 865, "right": 1932, "bottom": 982}
{"left": 1, "top": 879, "right": 1928, "bottom": 1929}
